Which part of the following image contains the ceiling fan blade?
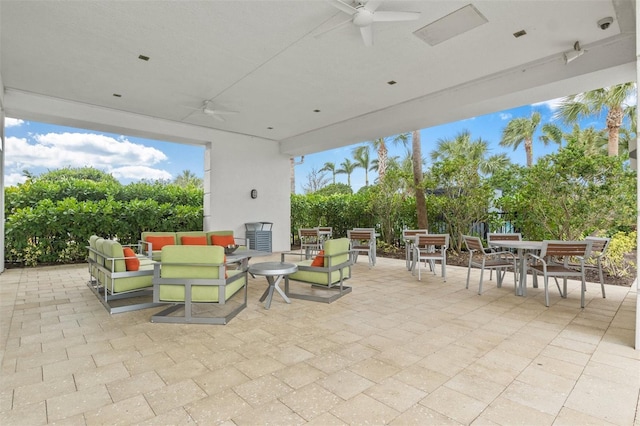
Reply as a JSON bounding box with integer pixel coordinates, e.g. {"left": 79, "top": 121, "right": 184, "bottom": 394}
{"left": 360, "top": 26, "right": 373, "bottom": 47}
{"left": 327, "top": 0, "right": 357, "bottom": 15}
{"left": 314, "top": 17, "right": 353, "bottom": 38}
{"left": 373, "top": 11, "right": 420, "bottom": 22}
{"left": 363, "top": 0, "right": 383, "bottom": 12}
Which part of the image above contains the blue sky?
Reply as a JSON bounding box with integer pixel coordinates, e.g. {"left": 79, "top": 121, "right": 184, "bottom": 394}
{"left": 1, "top": 97, "right": 608, "bottom": 191}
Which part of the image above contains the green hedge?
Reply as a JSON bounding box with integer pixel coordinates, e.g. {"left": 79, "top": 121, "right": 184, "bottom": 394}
{"left": 5, "top": 197, "right": 202, "bottom": 266}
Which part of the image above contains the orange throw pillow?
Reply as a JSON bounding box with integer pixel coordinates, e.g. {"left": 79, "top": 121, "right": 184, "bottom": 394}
{"left": 122, "top": 247, "right": 140, "bottom": 271}
{"left": 181, "top": 236, "right": 207, "bottom": 245}
{"left": 146, "top": 236, "right": 175, "bottom": 250}
{"left": 311, "top": 250, "right": 325, "bottom": 267}
{"left": 211, "top": 234, "right": 236, "bottom": 247}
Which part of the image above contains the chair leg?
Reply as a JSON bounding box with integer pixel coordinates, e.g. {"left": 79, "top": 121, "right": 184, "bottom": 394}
{"left": 580, "top": 272, "right": 586, "bottom": 308}
{"left": 544, "top": 275, "right": 550, "bottom": 307}
{"left": 598, "top": 261, "right": 606, "bottom": 298}
{"left": 465, "top": 261, "right": 472, "bottom": 289}
{"left": 478, "top": 267, "right": 485, "bottom": 295}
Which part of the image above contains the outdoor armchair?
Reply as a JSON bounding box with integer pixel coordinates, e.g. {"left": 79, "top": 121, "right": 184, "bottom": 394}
{"left": 87, "top": 238, "right": 160, "bottom": 314}
{"left": 281, "top": 237, "right": 353, "bottom": 303}
{"left": 151, "top": 245, "right": 247, "bottom": 324}
{"left": 525, "top": 240, "right": 593, "bottom": 308}
{"left": 463, "top": 235, "right": 517, "bottom": 295}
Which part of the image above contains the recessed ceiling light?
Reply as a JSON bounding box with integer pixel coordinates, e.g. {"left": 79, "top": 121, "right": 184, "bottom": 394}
{"left": 138, "top": 54, "right": 150, "bottom": 61}
{"left": 113, "top": 93, "right": 122, "bottom": 97}
{"left": 387, "top": 80, "right": 397, "bottom": 85}
{"left": 513, "top": 30, "right": 527, "bottom": 38}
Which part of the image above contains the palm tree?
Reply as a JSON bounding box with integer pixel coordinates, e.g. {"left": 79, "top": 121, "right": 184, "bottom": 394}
{"left": 368, "top": 133, "right": 409, "bottom": 181}
{"left": 319, "top": 161, "right": 337, "bottom": 184}
{"left": 173, "top": 170, "right": 202, "bottom": 188}
{"left": 351, "top": 145, "right": 372, "bottom": 186}
{"left": 563, "top": 124, "right": 608, "bottom": 156}
{"left": 336, "top": 159, "right": 358, "bottom": 187}
{"left": 499, "top": 112, "right": 562, "bottom": 167}
{"left": 555, "top": 82, "right": 635, "bottom": 156}
{"left": 411, "top": 130, "right": 427, "bottom": 229}
{"left": 432, "top": 130, "right": 510, "bottom": 174}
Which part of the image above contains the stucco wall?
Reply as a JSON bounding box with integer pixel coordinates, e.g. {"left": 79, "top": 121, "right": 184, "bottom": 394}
{"left": 203, "top": 135, "right": 291, "bottom": 252}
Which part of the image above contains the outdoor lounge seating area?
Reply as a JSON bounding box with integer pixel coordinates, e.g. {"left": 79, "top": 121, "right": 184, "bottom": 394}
{"left": 1, "top": 254, "right": 637, "bottom": 425}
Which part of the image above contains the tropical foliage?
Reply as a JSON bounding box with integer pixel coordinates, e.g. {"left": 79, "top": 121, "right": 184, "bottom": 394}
{"left": 5, "top": 168, "right": 203, "bottom": 266}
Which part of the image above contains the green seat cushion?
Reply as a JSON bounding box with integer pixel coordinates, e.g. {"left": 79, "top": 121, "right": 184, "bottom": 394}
{"left": 288, "top": 261, "right": 350, "bottom": 286}
{"left": 159, "top": 270, "right": 245, "bottom": 302}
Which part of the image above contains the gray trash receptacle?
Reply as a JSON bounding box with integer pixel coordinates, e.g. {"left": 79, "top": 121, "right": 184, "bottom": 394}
{"left": 245, "top": 222, "right": 273, "bottom": 252}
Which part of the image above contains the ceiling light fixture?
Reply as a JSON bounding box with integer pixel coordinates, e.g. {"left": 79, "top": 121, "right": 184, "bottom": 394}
{"left": 563, "top": 41, "right": 585, "bottom": 64}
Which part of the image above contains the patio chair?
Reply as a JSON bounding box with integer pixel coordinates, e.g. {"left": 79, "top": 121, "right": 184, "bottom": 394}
{"left": 151, "top": 245, "right": 247, "bottom": 324}
{"left": 347, "top": 229, "right": 376, "bottom": 267}
{"left": 299, "top": 228, "right": 322, "bottom": 259}
{"left": 403, "top": 229, "right": 429, "bottom": 271}
{"left": 463, "top": 235, "right": 517, "bottom": 295}
{"left": 486, "top": 233, "right": 522, "bottom": 280}
{"left": 526, "top": 240, "right": 593, "bottom": 308}
{"left": 412, "top": 234, "right": 449, "bottom": 281}
{"left": 282, "top": 238, "right": 353, "bottom": 303}
{"left": 584, "top": 236, "right": 610, "bottom": 296}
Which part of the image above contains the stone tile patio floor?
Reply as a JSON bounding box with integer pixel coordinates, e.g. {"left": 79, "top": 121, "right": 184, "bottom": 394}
{"left": 0, "top": 253, "right": 638, "bottom": 425}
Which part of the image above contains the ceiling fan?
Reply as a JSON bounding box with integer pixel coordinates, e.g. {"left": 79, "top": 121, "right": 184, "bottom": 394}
{"left": 185, "top": 101, "right": 238, "bottom": 122}
{"left": 320, "top": 0, "right": 420, "bottom": 47}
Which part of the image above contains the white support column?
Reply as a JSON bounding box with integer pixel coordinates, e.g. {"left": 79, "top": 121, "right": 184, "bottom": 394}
{"left": 0, "top": 111, "right": 5, "bottom": 274}
{"left": 635, "top": 1, "right": 639, "bottom": 350}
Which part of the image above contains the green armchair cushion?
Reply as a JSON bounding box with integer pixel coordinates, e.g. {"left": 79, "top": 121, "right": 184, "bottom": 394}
{"left": 100, "top": 239, "right": 154, "bottom": 293}
{"left": 288, "top": 238, "right": 351, "bottom": 286}
{"left": 157, "top": 245, "right": 245, "bottom": 303}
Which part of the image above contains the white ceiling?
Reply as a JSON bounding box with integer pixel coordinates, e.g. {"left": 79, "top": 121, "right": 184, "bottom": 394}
{"left": 1, "top": 0, "right": 637, "bottom": 156}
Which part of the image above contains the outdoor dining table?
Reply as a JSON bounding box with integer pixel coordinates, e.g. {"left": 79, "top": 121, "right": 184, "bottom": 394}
{"left": 487, "top": 240, "right": 543, "bottom": 296}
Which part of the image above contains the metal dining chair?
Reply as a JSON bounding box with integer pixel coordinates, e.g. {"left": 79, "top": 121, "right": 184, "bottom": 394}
{"left": 298, "top": 228, "right": 322, "bottom": 259}
{"left": 463, "top": 235, "right": 517, "bottom": 295}
{"left": 486, "top": 233, "right": 522, "bottom": 280}
{"left": 403, "top": 229, "right": 429, "bottom": 271}
{"left": 525, "top": 240, "right": 593, "bottom": 307}
{"left": 347, "top": 229, "right": 376, "bottom": 267}
{"left": 412, "top": 234, "right": 449, "bottom": 281}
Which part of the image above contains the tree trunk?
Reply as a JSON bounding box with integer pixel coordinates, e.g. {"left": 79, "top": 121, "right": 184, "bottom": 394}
{"left": 412, "top": 131, "right": 428, "bottom": 229}
{"left": 377, "top": 142, "right": 388, "bottom": 180}
{"left": 606, "top": 107, "right": 622, "bottom": 156}
{"left": 524, "top": 137, "right": 533, "bottom": 167}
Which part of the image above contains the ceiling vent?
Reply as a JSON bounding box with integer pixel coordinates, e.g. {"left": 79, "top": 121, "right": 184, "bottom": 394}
{"left": 414, "top": 4, "right": 488, "bottom": 46}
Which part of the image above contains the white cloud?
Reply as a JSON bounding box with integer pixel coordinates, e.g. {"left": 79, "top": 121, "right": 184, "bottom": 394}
{"left": 111, "top": 166, "right": 172, "bottom": 181}
{"left": 4, "top": 172, "right": 27, "bottom": 187}
{"left": 5, "top": 118, "right": 24, "bottom": 128}
{"left": 532, "top": 97, "right": 563, "bottom": 111}
{"left": 5, "top": 132, "right": 172, "bottom": 182}
{"left": 499, "top": 113, "right": 512, "bottom": 120}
